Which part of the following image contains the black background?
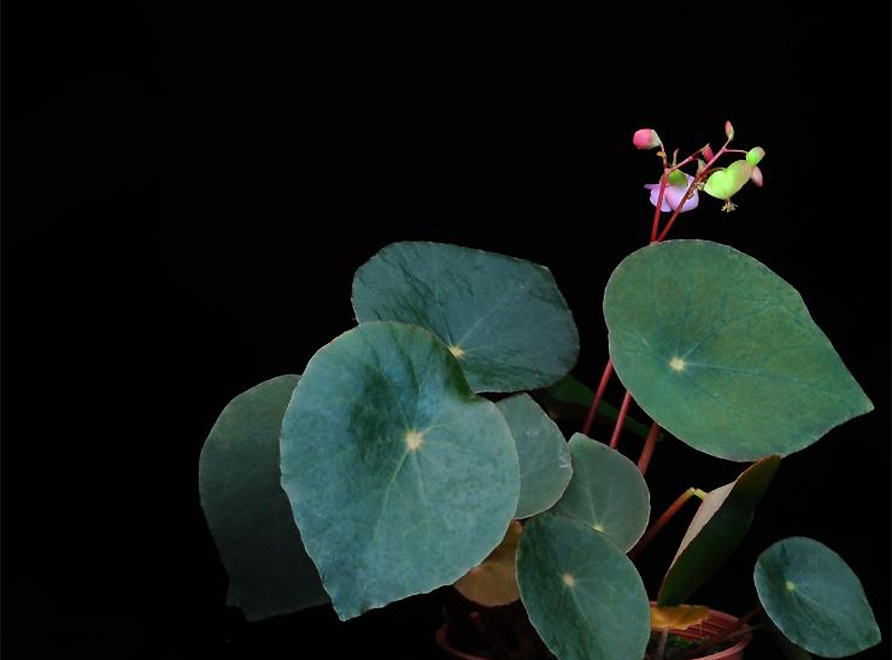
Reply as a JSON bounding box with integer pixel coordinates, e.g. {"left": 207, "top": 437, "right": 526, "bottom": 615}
{"left": 4, "top": 4, "right": 890, "bottom": 659}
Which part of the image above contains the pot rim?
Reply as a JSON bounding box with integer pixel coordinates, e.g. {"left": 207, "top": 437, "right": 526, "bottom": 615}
{"left": 434, "top": 607, "right": 754, "bottom": 660}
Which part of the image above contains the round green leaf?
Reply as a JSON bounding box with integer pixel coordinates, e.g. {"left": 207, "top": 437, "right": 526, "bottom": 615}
{"left": 550, "top": 434, "right": 650, "bottom": 552}
{"left": 496, "top": 394, "right": 572, "bottom": 519}
{"left": 199, "top": 375, "right": 329, "bottom": 621}
{"left": 517, "top": 514, "right": 650, "bottom": 660}
{"left": 755, "top": 537, "right": 881, "bottom": 657}
{"left": 604, "top": 240, "right": 873, "bottom": 461}
{"left": 658, "top": 456, "right": 780, "bottom": 606}
{"left": 351, "top": 241, "right": 579, "bottom": 393}
{"left": 280, "top": 322, "right": 520, "bottom": 620}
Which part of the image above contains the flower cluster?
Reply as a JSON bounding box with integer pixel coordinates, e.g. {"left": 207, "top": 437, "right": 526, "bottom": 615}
{"left": 634, "top": 122, "right": 765, "bottom": 214}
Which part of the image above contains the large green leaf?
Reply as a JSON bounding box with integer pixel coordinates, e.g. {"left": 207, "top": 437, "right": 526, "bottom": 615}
{"left": 550, "top": 434, "right": 650, "bottom": 552}
{"left": 536, "top": 374, "right": 659, "bottom": 442}
{"left": 199, "top": 375, "right": 328, "bottom": 621}
{"left": 517, "top": 514, "right": 650, "bottom": 660}
{"left": 604, "top": 240, "right": 873, "bottom": 461}
{"left": 280, "top": 322, "right": 520, "bottom": 620}
{"left": 496, "top": 394, "right": 572, "bottom": 519}
{"left": 351, "top": 241, "right": 579, "bottom": 393}
{"left": 658, "top": 456, "right": 779, "bottom": 606}
{"left": 755, "top": 537, "right": 881, "bottom": 657}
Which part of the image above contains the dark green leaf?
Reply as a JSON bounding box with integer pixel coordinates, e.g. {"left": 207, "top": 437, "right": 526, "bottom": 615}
{"left": 755, "top": 537, "right": 881, "bottom": 657}
{"left": 517, "top": 514, "right": 650, "bottom": 660}
{"left": 199, "top": 375, "right": 328, "bottom": 621}
{"left": 550, "top": 434, "right": 650, "bottom": 552}
{"left": 352, "top": 242, "right": 579, "bottom": 393}
{"left": 604, "top": 240, "right": 872, "bottom": 461}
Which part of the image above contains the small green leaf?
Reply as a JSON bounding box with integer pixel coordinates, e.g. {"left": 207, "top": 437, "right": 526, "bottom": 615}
{"left": 352, "top": 242, "right": 579, "bottom": 393}
{"left": 517, "top": 514, "right": 651, "bottom": 660}
{"left": 280, "top": 322, "right": 520, "bottom": 620}
{"left": 755, "top": 537, "right": 881, "bottom": 657}
{"left": 704, "top": 160, "right": 752, "bottom": 200}
{"left": 551, "top": 434, "right": 650, "bottom": 552}
{"left": 604, "top": 240, "right": 873, "bottom": 461}
{"left": 658, "top": 456, "right": 780, "bottom": 605}
{"left": 199, "top": 375, "right": 328, "bottom": 621}
{"left": 497, "top": 394, "right": 572, "bottom": 519}
{"left": 746, "top": 146, "right": 766, "bottom": 167}
{"left": 668, "top": 170, "right": 688, "bottom": 188}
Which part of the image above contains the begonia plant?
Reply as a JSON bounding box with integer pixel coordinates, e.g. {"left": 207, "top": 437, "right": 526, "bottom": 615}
{"left": 199, "top": 123, "right": 880, "bottom": 660}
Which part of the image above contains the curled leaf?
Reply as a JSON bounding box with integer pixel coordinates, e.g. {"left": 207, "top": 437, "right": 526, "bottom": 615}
{"left": 650, "top": 604, "right": 711, "bottom": 631}
{"left": 454, "top": 520, "right": 523, "bottom": 607}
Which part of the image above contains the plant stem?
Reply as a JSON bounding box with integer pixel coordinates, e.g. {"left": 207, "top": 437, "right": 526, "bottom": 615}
{"left": 650, "top": 174, "right": 668, "bottom": 243}
{"left": 656, "top": 138, "right": 732, "bottom": 243}
{"left": 676, "top": 605, "right": 763, "bottom": 660}
{"left": 637, "top": 422, "right": 661, "bottom": 475}
{"left": 581, "top": 358, "right": 614, "bottom": 437}
{"left": 629, "top": 487, "right": 706, "bottom": 559}
{"left": 609, "top": 391, "right": 633, "bottom": 449}
{"left": 654, "top": 630, "right": 670, "bottom": 660}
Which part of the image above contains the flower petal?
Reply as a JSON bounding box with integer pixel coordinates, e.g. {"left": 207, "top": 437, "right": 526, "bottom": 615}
{"left": 646, "top": 173, "right": 699, "bottom": 213}
{"left": 647, "top": 185, "right": 673, "bottom": 212}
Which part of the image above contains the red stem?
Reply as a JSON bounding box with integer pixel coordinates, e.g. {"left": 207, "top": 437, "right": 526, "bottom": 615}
{"left": 608, "top": 391, "right": 633, "bottom": 449}
{"left": 677, "top": 605, "right": 763, "bottom": 660}
{"left": 649, "top": 175, "right": 668, "bottom": 243}
{"left": 629, "top": 487, "right": 702, "bottom": 560}
{"left": 581, "top": 359, "right": 614, "bottom": 437}
{"left": 637, "top": 422, "right": 661, "bottom": 475}
{"left": 656, "top": 138, "right": 732, "bottom": 243}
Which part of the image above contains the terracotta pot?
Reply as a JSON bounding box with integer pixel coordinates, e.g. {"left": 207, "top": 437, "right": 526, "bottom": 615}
{"left": 664, "top": 608, "right": 753, "bottom": 660}
{"left": 435, "top": 607, "right": 752, "bottom": 660}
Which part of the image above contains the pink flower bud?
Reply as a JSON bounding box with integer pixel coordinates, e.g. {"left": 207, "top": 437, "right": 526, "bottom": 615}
{"left": 702, "top": 144, "right": 715, "bottom": 162}
{"left": 751, "top": 166, "right": 764, "bottom": 188}
{"left": 633, "top": 128, "right": 661, "bottom": 150}
{"left": 725, "top": 120, "right": 735, "bottom": 141}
